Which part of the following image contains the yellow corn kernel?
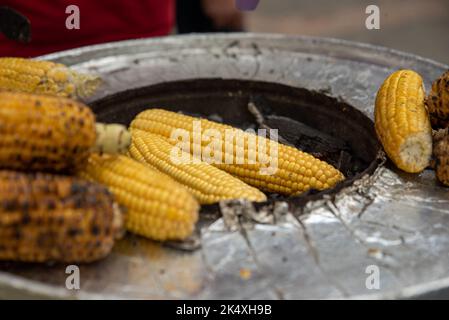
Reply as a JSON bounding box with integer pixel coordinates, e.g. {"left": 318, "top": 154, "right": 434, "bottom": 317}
{"left": 375, "top": 70, "right": 432, "bottom": 173}
{"left": 0, "top": 57, "right": 101, "bottom": 99}
{"left": 79, "top": 154, "right": 199, "bottom": 241}
{"left": 129, "top": 130, "right": 267, "bottom": 204}
{"left": 130, "top": 109, "right": 345, "bottom": 195}
{"left": 0, "top": 170, "right": 121, "bottom": 263}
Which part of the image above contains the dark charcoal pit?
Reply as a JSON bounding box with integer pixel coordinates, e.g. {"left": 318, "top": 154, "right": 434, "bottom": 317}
{"left": 91, "top": 79, "right": 381, "bottom": 207}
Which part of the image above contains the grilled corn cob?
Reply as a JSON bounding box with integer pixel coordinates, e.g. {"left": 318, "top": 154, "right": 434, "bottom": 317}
{"left": 0, "top": 91, "right": 131, "bottom": 172}
{"left": 375, "top": 70, "right": 432, "bottom": 173}
{"left": 130, "top": 109, "right": 344, "bottom": 195}
{"left": 0, "top": 91, "right": 96, "bottom": 172}
{"left": 0, "top": 57, "right": 101, "bottom": 99}
{"left": 129, "top": 130, "right": 267, "bottom": 204}
{"left": 0, "top": 171, "right": 121, "bottom": 263}
{"left": 79, "top": 154, "right": 199, "bottom": 241}
{"left": 426, "top": 70, "right": 449, "bottom": 129}
{"left": 433, "top": 129, "right": 449, "bottom": 186}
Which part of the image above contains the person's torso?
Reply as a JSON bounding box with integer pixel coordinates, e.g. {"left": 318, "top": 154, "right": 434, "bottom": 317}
{"left": 0, "top": 0, "right": 174, "bottom": 57}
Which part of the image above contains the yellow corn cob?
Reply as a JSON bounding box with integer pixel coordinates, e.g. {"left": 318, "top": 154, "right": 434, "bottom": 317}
{"left": 130, "top": 109, "right": 344, "bottom": 195}
{"left": 79, "top": 154, "right": 199, "bottom": 241}
{"left": 433, "top": 129, "right": 449, "bottom": 186}
{"left": 0, "top": 170, "right": 122, "bottom": 263}
{"left": 375, "top": 70, "right": 432, "bottom": 173}
{"left": 426, "top": 70, "right": 449, "bottom": 129}
{"left": 0, "top": 57, "right": 101, "bottom": 99}
{"left": 0, "top": 91, "right": 131, "bottom": 172}
{"left": 129, "top": 130, "right": 267, "bottom": 204}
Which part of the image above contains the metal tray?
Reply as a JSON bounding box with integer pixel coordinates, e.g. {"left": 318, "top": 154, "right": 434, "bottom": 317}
{"left": 1, "top": 33, "right": 449, "bottom": 299}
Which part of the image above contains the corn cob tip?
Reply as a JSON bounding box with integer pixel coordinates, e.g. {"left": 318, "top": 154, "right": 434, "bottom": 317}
{"left": 112, "top": 202, "right": 126, "bottom": 240}
{"left": 72, "top": 72, "right": 102, "bottom": 98}
{"left": 93, "top": 123, "right": 131, "bottom": 154}
{"left": 398, "top": 132, "right": 433, "bottom": 173}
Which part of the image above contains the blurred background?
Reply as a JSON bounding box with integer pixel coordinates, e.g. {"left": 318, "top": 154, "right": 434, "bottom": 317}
{"left": 245, "top": 0, "right": 449, "bottom": 64}
{"left": 1, "top": 0, "right": 448, "bottom": 64}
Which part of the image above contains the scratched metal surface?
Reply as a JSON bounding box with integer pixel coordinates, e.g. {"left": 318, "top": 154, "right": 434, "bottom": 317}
{"left": 1, "top": 34, "right": 449, "bottom": 299}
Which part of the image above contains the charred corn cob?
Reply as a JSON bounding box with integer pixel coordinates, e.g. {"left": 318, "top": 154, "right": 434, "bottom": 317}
{"left": 0, "top": 171, "right": 121, "bottom": 263}
{"left": 375, "top": 70, "right": 432, "bottom": 173}
{"left": 426, "top": 70, "right": 449, "bottom": 129}
{"left": 0, "top": 91, "right": 131, "bottom": 172}
{"left": 0, "top": 57, "right": 101, "bottom": 99}
{"left": 130, "top": 109, "right": 344, "bottom": 195}
{"left": 79, "top": 154, "right": 199, "bottom": 241}
{"left": 129, "top": 130, "right": 267, "bottom": 204}
{"left": 433, "top": 129, "right": 449, "bottom": 186}
{"left": 0, "top": 91, "right": 96, "bottom": 172}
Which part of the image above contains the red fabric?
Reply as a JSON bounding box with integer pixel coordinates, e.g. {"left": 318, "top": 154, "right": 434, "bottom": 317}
{"left": 0, "top": 0, "right": 174, "bottom": 57}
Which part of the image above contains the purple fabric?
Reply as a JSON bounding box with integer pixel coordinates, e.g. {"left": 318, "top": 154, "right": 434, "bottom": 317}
{"left": 235, "top": 0, "right": 260, "bottom": 11}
